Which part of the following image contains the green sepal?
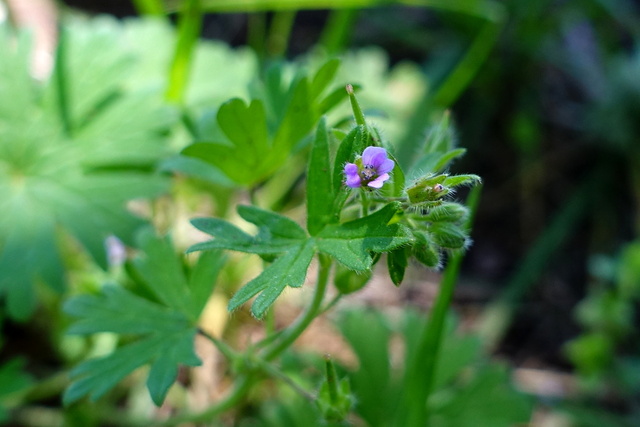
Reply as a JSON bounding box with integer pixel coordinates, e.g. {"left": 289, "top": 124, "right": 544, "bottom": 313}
{"left": 425, "top": 203, "right": 469, "bottom": 223}
{"left": 430, "top": 222, "right": 468, "bottom": 250}
{"left": 412, "top": 231, "right": 441, "bottom": 269}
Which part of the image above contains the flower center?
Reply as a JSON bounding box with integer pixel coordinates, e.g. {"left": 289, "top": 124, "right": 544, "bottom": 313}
{"left": 361, "top": 164, "right": 376, "bottom": 180}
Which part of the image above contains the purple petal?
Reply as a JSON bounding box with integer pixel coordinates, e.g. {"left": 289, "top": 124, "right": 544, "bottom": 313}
{"left": 344, "top": 163, "right": 358, "bottom": 175}
{"left": 344, "top": 163, "right": 361, "bottom": 188}
{"left": 368, "top": 173, "right": 390, "bottom": 188}
{"left": 378, "top": 158, "right": 395, "bottom": 174}
{"left": 362, "top": 147, "right": 387, "bottom": 168}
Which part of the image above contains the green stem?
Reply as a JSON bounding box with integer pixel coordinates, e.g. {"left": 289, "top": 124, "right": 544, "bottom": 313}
{"left": 400, "top": 185, "right": 482, "bottom": 426}
{"left": 165, "top": 0, "right": 202, "bottom": 104}
{"left": 266, "top": 10, "right": 297, "bottom": 59}
{"left": 247, "top": 12, "right": 267, "bottom": 61}
{"left": 197, "top": 328, "right": 238, "bottom": 362}
{"left": 262, "top": 254, "right": 332, "bottom": 361}
{"left": 320, "top": 293, "right": 342, "bottom": 315}
{"left": 255, "top": 359, "right": 316, "bottom": 401}
{"left": 54, "top": 24, "right": 72, "bottom": 137}
{"left": 346, "top": 84, "right": 366, "bottom": 126}
{"left": 131, "top": 0, "right": 165, "bottom": 15}
{"left": 319, "top": 8, "right": 358, "bottom": 54}
{"left": 160, "top": 375, "right": 254, "bottom": 426}
{"left": 360, "top": 189, "right": 370, "bottom": 217}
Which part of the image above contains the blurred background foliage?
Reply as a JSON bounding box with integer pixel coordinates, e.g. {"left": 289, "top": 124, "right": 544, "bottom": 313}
{"left": 1, "top": 0, "right": 639, "bottom": 425}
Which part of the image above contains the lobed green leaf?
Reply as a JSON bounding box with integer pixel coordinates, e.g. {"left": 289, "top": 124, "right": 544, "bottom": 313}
{"left": 316, "top": 203, "right": 412, "bottom": 271}
{"left": 227, "top": 240, "right": 315, "bottom": 317}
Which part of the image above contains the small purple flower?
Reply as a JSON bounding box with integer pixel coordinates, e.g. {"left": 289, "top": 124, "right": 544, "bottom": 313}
{"left": 344, "top": 146, "right": 395, "bottom": 189}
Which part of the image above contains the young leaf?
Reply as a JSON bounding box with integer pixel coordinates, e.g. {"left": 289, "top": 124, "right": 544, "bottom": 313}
{"left": 316, "top": 203, "right": 412, "bottom": 271}
{"left": 190, "top": 205, "right": 314, "bottom": 317}
{"left": 217, "top": 98, "right": 269, "bottom": 154}
{"left": 307, "top": 118, "right": 334, "bottom": 235}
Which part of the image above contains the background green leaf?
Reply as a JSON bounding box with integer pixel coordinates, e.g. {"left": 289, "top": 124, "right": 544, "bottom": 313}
{"left": 64, "top": 233, "right": 223, "bottom": 405}
{"left": 307, "top": 118, "right": 334, "bottom": 235}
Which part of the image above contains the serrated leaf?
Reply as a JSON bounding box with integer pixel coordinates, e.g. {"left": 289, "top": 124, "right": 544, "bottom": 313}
{"left": 238, "top": 205, "right": 307, "bottom": 241}
{"left": 189, "top": 205, "right": 306, "bottom": 255}
{"left": 133, "top": 229, "right": 192, "bottom": 315}
{"left": 146, "top": 330, "right": 201, "bottom": 406}
{"left": 228, "top": 240, "right": 315, "bottom": 318}
{"left": 63, "top": 329, "right": 200, "bottom": 406}
{"left": 188, "top": 249, "right": 226, "bottom": 317}
{"left": 307, "top": 118, "right": 334, "bottom": 235}
{"left": 316, "top": 203, "right": 411, "bottom": 271}
{"left": 64, "top": 286, "right": 190, "bottom": 335}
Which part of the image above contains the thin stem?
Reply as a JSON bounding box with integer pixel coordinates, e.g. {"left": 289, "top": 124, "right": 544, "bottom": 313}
{"left": 262, "top": 254, "right": 332, "bottom": 361}
{"left": 160, "top": 375, "right": 254, "bottom": 426}
{"left": 266, "top": 10, "right": 296, "bottom": 59}
{"left": 165, "top": 0, "right": 202, "bottom": 104}
{"left": 399, "top": 185, "right": 482, "bottom": 427}
{"left": 320, "top": 293, "right": 342, "bottom": 315}
{"left": 131, "top": 0, "right": 165, "bottom": 16}
{"left": 360, "top": 189, "right": 370, "bottom": 217}
{"left": 319, "top": 8, "right": 358, "bottom": 55}
{"left": 346, "top": 84, "right": 366, "bottom": 126}
{"left": 265, "top": 305, "right": 276, "bottom": 337}
{"left": 255, "top": 359, "right": 316, "bottom": 401}
{"left": 54, "top": 24, "right": 72, "bottom": 137}
{"left": 247, "top": 12, "right": 267, "bottom": 61}
{"left": 197, "top": 328, "right": 238, "bottom": 362}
